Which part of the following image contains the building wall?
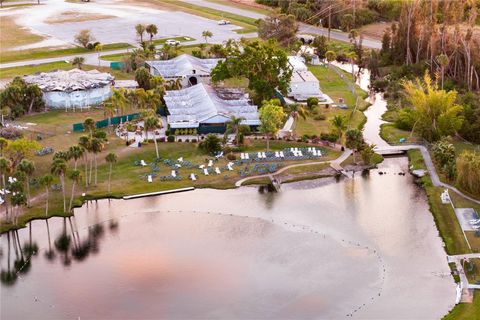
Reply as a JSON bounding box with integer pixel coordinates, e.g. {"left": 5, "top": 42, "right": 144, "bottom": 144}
{"left": 43, "top": 86, "right": 112, "bottom": 109}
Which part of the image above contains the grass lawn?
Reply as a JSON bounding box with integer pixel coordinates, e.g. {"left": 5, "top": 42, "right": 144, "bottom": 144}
{"left": 156, "top": 0, "right": 258, "bottom": 34}
{"left": 0, "top": 63, "right": 134, "bottom": 81}
{"left": 380, "top": 123, "right": 422, "bottom": 144}
{"left": 443, "top": 291, "right": 480, "bottom": 320}
{"left": 0, "top": 43, "right": 132, "bottom": 64}
{"left": 408, "top": 149, "right": 472, "bottom": 255}
{"left": 0, "top": 16, "right": 44, "bottom": 52}
{"left": 0, "top": 108, "right": 341, "bottom": 233}
{"left": 463, "top": 258, "right": 480, "bottom": 284}
{"left": 294, "top": 64, "right": 367, "bottom": 137}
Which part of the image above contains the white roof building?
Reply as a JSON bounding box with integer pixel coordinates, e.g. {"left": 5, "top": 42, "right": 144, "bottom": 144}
{"left": 23, "top": 69, "right": 114, "bottom": 109}
{"left": 287, "top": 56, "right": 333, "bottom": 104}
{"left": 165, "top": 84, "right": 260, "bottom": 130}
{"left": 146, "top": 54, "right": 223, "bottom": 87}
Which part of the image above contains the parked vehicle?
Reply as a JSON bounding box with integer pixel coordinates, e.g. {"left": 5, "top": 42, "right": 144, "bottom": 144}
{"left": 165, "top": 39, "right": 180, "bottom": 46}
{"left": 218, "top": 19, "right": 230, "bottom": 25}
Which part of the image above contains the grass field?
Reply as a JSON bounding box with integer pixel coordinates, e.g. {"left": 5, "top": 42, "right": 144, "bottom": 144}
{"left": 0, "top": 43, "right": 132, "bottom": 64}
{"left": 380, "top": 123, "right": 422, "bottom": 144}
{"left": 0, "top": 62, "right": 134, "bottom": 80}
{"left": 294, "top": 64, "right": 368, "bottom": 138}
{"left": 0, "top": 16, "right": 44, "bottom": 52}
{"left": 443, "top": 291, "right": 480, "bottom": 320}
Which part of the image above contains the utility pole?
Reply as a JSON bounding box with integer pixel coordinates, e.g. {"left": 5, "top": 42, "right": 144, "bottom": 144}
{"left": 352, "top": 0, "right": 356, "bottom": 29}
{"left": 328, "top": 5, "right": 331, "bottom": 41}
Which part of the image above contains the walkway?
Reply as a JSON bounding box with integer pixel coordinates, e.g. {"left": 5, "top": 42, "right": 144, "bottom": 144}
{"left": 448, "top": 254, "right": 480, "bottom": 290}
{"left": 377, "top": 145, "right": 480, "bottom": 205}
{"left": 235, "top": 148, "right": 351, "bottom": 187}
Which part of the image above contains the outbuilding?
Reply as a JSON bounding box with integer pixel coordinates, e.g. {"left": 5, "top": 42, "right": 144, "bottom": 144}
{"left": 24, "top": 69, "right": 114, "bottom": 110}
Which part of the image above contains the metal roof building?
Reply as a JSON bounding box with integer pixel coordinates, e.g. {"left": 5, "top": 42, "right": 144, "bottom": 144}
{"left": 146, "top": 54, "right": 223, "bottom": 87}
{"left": 165, "top": 83, "right": 260, "bottom": 132}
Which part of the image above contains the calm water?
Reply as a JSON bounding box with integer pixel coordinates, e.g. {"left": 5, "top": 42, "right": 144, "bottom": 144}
{"left": 0, "top": 158, "right": 456, "bottom": 319}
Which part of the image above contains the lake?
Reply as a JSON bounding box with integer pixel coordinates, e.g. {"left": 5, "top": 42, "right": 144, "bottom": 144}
{"left": 1, "top": 157, "right": 456, "bottom": 319}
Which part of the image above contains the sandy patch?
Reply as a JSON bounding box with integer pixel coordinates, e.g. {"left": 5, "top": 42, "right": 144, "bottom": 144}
{"left": 359, "top": 22, "right": 392, "bottom": 41}
{"left": 45, "top": 10, "right": 116, "bottom": 24}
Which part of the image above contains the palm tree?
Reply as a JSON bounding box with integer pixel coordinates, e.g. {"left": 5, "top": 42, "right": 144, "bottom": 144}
{"left": 437, "top": 53, "right": 449, "bottom": 90}
{"left": 330, "top": 115, "right": 347, "bottom": 143}
{"left": 146, "top": 24, "right": 158, "bottom": 41}
{"left": 90, "top": 138, "right": 104, "bottom": 187}
{"left": 17, "top": 159, "right": 35, "bottom": 207}
{"left": 50, "top": 159, "right": 67, "bottom": 213}
{"left": 135, "top": 23, "right": 146, "bottom": 43}
{"left": 325, "top": 50, "right": 337, "bottom": 80}
{"left": 72, "top": 57, "right": 85, "bottom": 70}
{"left": 345, "top": 128, "right": 364, "bottom": 163}
{"left": 202, "top": 30, "right": 213, "bottom": 43}
{"left": 105, "top": 153, "right": 118, "bottom": 193}
{"left": 286, "top": 103, "right": 308, "bottom": 130}
{"left": 111, "top": 88, "right": 127, "bottom": 115}
{"left": 144, "top": 116, "right": 161, "bottom": 159}
{"left": 94, "top": 43, "right": 103, "bottom": 67}
{"left": 68, "top": 145, "right": 84, "bottom": 170}
{"left": 68, "top": 170, "right": 81, "bottom": 212}
{"left": 39, "top": 174, "right": 53, "bottom": 217}
{"left": 83, "top": 118, "right": 96, "bottom": 138}
{"left": 78, "top": 137, "right": 90, "bottom": 187}
{"left": 346, "top": 51, "right": 357, "bottom": 81}
{"left": 0, "top": 156, "right": 11, "bottom": 220}
{"left": 145, "top": 89, "right": 161, "bottom": 114}
{"left": 226, "top": 115, "right": 245, "bottom": 145}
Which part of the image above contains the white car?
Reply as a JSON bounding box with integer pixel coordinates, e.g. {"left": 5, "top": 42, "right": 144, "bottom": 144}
{"left": 218, "top": 19, "right": 230, "bottom": 25}
{"left": 165, "top": 39, "right": 180, "bottom": 46}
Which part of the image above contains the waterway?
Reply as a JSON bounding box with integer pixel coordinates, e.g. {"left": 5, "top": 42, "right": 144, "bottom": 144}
{"left": 0, "top": 64, "right": 457, "bottom": 319}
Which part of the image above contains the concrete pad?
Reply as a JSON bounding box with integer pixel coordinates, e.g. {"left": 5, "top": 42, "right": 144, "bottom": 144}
{"left": 454, "top": 208, "right": 478, "bottom": 231}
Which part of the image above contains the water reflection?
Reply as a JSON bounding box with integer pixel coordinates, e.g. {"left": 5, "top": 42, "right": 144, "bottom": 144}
{"left": 1, "top": 215, "right": 119, "bottom": 287}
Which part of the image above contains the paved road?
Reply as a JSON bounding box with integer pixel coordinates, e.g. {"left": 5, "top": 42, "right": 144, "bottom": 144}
{"left": 180, "top": 0, "right": 382, "bottom": 49}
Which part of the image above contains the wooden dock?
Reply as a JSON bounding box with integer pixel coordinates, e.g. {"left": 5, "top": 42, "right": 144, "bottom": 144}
{"left": 123, "top": 187, "right": 195, "bottom": 200}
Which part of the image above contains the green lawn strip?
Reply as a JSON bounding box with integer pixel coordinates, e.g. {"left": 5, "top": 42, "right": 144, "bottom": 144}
{"left": 205, "top": 0, "right": 270, "bottom": 15}
{"left": 158, "top": 0, "right": 258, "bottom": 33}
{"left": 443, "top": 290, "right": 480, "bottom": 320}
{"left": 241, "top": 177, "right": 271, "bottom": 186}
{"left": 0, "top": 62, "right": 134, "bottom": 80}
{"left": 407, "top": 149, "right": 471, "bottom": 255}
{"left": 0, "top": 43, "right": 133, "bottom": 64}
{"left": 379, "top": 123, "right": 422, "bottom": 144}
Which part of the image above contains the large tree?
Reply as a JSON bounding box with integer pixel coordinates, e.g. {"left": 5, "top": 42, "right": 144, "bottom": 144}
{"left": 345, "top": 128, "right": 364, "bottom": 163}
{"left": 0, "top": 77, "right": 44, "bottom": 118}
{"left": 74, "top": 29, "right": 94, "bottom": 48}
{"left": 403, "top": 73, "right": 463, "bottom": 141}
{"left": 259, "top": 99, "right": 285, "bottom": 151}
{"left": 211, "top": 40, "right": 292, "bottom": 104}
{"left": 39, "top": 174, "right": 53, "bottom": 217}
{"left": 146, "top": 24, "right": 158, "bottom": 41}
{"left": 258, "top": 13, "right": 298, "bottom": 48}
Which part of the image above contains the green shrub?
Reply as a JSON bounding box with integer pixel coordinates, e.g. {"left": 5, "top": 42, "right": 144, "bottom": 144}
{"left": 307, "top": 97, "right": 319, "bottom": 109}
{"left": 314, "top": 114, "right": 326, "bottom": 121}
{"left": 167, "top": 135, "right": 175, "bottom": 142}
